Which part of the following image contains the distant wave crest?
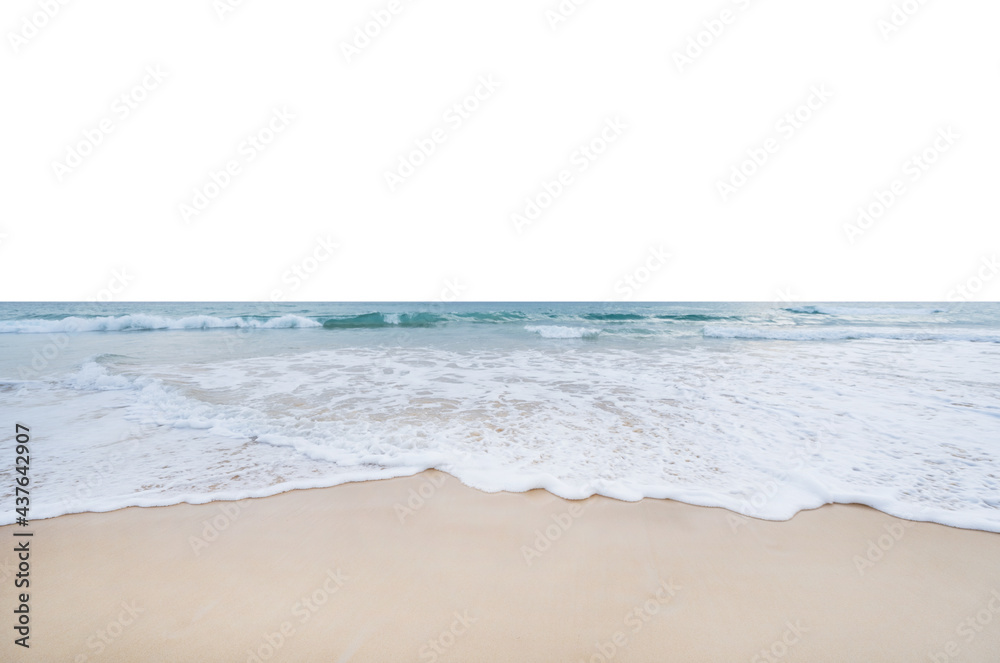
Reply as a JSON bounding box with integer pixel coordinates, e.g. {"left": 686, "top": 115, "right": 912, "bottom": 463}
{"left": 783, "top": 305, "right": 944, "bottom": 316}
{"left": 524, "top": 325, "right": 601, "bottom": 339}
{"left": 703, "top": 325, "right": 1000, "bottom": 343}
{"left": 0, "top": 314, "right": 321, "bottom": 334}
{"left": 321, "top": 312, "right": 444, "bottom": 329}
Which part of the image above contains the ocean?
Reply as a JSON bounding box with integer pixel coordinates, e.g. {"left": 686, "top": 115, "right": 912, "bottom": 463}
{"left": 0, "top": 302, "right": 997, "bottom": 531}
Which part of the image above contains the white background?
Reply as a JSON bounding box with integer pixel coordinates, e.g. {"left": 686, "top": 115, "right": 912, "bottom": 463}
{"left": 1, "top": 0, "right": 998, "bottom": 302}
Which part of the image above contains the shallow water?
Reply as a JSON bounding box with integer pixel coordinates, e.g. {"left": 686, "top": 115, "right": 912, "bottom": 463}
{"left": 1, "top": 302, "right": 997, "bottom": 531}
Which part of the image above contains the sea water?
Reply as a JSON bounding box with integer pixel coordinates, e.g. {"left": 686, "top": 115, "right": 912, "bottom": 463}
{"left": 0, "top": 302, "right": 997, "bottom": 531}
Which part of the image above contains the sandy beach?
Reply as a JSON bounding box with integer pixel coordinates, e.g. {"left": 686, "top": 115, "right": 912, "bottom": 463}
{"left": 1, "top": 470, "right": 998, "bottom": 662}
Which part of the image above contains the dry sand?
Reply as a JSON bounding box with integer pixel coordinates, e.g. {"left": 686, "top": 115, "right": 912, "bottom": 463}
{"left": 3, "top": 470, "right": 999, "bottom": 662}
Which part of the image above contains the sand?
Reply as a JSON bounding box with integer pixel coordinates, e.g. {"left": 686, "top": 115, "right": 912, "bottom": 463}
{"left": 2, "top": 470, "right": 999, "bottom": 662}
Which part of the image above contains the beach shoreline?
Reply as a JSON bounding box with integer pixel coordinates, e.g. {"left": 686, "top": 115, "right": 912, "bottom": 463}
{"left": 3, "top": 470, "right": 1000, "bottom": 662}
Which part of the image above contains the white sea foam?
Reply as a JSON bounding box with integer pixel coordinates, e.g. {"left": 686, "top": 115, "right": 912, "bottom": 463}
{"left": 3, "top": 336, "right": 998, "bottom": 532}
{"left": 0, "top": 314, "right": 321, "bottom": 334}
{"left": 64, "top": 361, "right": 133, "bottom": 391}
{"left": 524, "top": 325, "right": 601, "bottom": 339}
